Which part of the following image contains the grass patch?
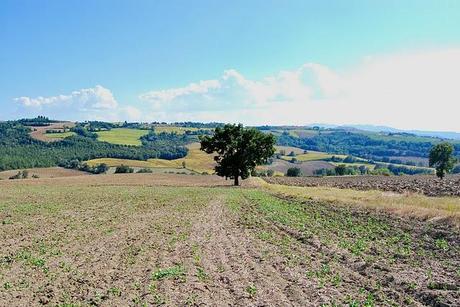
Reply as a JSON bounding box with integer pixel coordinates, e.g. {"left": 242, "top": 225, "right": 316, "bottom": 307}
{"left": 152, "top": 265, "right": 186, "bottom": 281}
{"left": 96, "top": 128, "right": 149, "bottom": 146}
{"left": 44, "top": 131, "right": 75, "bottom": 139}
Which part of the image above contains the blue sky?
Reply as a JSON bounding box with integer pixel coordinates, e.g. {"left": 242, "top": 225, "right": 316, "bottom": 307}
{"left": 1, "top": 0, "right": 460, "bottom": 131}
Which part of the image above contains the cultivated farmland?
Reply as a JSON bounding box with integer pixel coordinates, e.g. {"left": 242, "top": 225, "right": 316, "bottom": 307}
{"left": 0, "top": 174, "right": 458, "bottom": 306}
{"left": 264, "top": 175, "right": 460, "bottom": 197}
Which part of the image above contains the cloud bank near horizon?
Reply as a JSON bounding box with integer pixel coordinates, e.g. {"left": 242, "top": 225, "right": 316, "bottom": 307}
{"left": 13, "top": 48, "right": 460, "bottom": 132}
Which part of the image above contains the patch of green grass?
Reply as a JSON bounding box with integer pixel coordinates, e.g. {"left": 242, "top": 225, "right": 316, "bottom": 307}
{"left": 152, "top": 265, "right": 186, "bottom": 281}
{"left": 435, "top": 238, "right": 449, "bottom": 251}
{"left": 245, "top": 284, "right": 257, "bottom": 297}
{"left": 96, "top": 128, "right": 149, "bottom": 146}
{"left": 108, "top": 287, "right": 122, "bottom": 297}
{"left": 238, "top": 189, "right": 421, "bottom": 262}
{"left": 196, "top": 266, "right": 208, "bottom": 281}
{"left": 3, "top": 282, "right": 12, "bottom": 290}
{"left": 44, "top": 131, "right": 75, "bottom": 139}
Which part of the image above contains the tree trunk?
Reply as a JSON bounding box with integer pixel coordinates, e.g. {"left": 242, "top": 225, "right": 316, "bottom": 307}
{"left": 234, "top": 175, "right": 239, "bottom": 186}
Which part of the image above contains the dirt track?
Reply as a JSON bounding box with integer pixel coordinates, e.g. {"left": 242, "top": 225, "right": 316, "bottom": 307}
{"left": 264, "top": 175, "right": 460, "bottom": 197}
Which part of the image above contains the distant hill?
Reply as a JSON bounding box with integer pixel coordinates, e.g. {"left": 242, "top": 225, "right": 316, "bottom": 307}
{"left": 310, "top": 123, "right": 460, "bottom": 141}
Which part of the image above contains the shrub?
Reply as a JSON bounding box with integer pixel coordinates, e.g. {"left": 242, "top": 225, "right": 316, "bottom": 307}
{"left": 335, "top": 164, "right": 347, "bottom": 176}
{"left": 286, "top": 167, "right": 301, "bottom": 177}
{"left": 114, "top": 165, "right": 134, "bottom": 174}
{"left": 137, "top": 168, "right": 153, "bottom": 173}
{"left": 9, "top": 170, "right": 29, "bottom": 180}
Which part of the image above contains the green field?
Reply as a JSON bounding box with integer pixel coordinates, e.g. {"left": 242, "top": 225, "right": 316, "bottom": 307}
{"left": 44, "top": 131, "right": 76, "bottom": 139}
{"left": 96, "top": 128, "right": 150, "bottom": 146}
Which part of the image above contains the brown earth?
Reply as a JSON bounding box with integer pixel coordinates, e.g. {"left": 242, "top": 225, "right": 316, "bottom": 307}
{"left": 264, "top": 175, "right": 460, "bottom": 197}
{"left": 262, "top": 159, "right": 334, "bottom": 176}
{"left": 28, "top": 122, "right": 75, "bottom": 142}
{"left": 0, "top": 173, "right": 237, "bottom": 188}
{"left": 0, "top": 175, "right": 458, "bottom": 306}
{"left": 0, "top": 167, "right": 88, "bottom": 180}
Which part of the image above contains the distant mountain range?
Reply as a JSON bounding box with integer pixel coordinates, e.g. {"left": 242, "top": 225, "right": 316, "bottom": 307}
{"left": 310, "top": 124, "right": 460, "bottom": 141}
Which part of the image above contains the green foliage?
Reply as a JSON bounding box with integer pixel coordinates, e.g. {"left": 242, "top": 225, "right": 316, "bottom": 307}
{"left": 151, "top": 265, "right": 185, "bottom": 281}
{"left": 17, "top": 116, "right": 57, "bottom": 126}
{"left": 429, "top": 142, "right": 457, "bottom": 178}
{"left": 286, "top": 167, "right": 301, "bottom": 177}
{"left": 59, "top": 159, "right": 108, "bottom": 174}
{"left": 334, "top": 164, "right": 347, "bottom": 176}
{"left": 114, "top": 165, "right": 134, "bottom": 174}
{"left": 277, "top": 130, "right": 460, "bottom": 161}
{"left": 0, "top": 122, "right": 187, "bottom": 171}
{"left": 200, "top": 124, "right": 276, "bottom": 185}
{"left": 136, "top": 168, "right": 153, "bottom": 173}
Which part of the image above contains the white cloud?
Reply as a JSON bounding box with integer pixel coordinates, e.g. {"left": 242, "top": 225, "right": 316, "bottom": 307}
{"left": 13, "top": 85, "right": 142, "bottom": 122}
{"left": 139, "top": 48, "right": 460, "bottom": 131}
{"left": 15, "top": 85, "right": 118, "bottom": 110}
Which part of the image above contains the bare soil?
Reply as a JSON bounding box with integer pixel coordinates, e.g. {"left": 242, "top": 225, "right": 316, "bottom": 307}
{"left": 0, "top": 167, "right": 88, "bottom": 180}
{"left": 0, "top": 175, "right": 458, "bottom": 306}
{"left": 265, "top": 175, "right": 460, "bottom": 197}
{"left": 263, "top": 159, "right": 334, "bottom": 176}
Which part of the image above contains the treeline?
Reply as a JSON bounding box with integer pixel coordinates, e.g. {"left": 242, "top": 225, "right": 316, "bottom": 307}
{"left": 313, "top": 163, "right": 433, "bottom": 177}
{"left": 16, "top": 116, "right": 59, "bottom": 126}
{"left": 0, "top": 122, "right": 188, "bottom": 171}
{"left": 277, "top": 131, "right": 460, "bottom": 159}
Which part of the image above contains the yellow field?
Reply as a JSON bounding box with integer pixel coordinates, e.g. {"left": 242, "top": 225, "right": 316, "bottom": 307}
{"left": 96, "top": 128, "right": 150, "bottom": 146}
{"left": 86, "top": 143, "right": 216, "bottom": 173}
{"left": 153, "top": 126, "right": 211, "bottom": 134}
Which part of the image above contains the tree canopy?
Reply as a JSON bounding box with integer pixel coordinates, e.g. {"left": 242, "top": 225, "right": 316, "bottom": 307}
{"left": 200, "top": 124, "right": 276, "bottom": 185}
{"left": 429, "top": 142, "right": 457, "bottom": 179}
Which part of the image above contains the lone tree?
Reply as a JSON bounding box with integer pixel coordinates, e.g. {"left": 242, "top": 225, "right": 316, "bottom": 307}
{"left": 429, "top": 142, "right": 457, "bottom": 179}
{"left": 200, "top": 124, "right": 276, "bottom": 186}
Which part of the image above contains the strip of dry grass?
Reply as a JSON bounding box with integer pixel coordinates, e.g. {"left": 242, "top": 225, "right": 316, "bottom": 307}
{"left": 253, "top": 178, "right": 460, "bottom": 226}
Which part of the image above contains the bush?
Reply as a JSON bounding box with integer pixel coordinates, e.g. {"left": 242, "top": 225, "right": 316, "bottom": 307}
{"left": 286, "top": 167, "right": 301, "bottom": 177}
{"left": 114, "top": 165, "right": 134, "bottom": 174}
{"left": 452, "top": 164, "right": 460, "bottom": 174}
{"left": 369, "top": 167, "right": 392, "bottom": 176}
{"left": 94, "top": 163, "right": 109, "bottom": 174}
{"left": 9, "top": 170, "right": 29, "bottom": 180}
{"left": 137, "top": 168, "right": 153, "bottom": 173}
